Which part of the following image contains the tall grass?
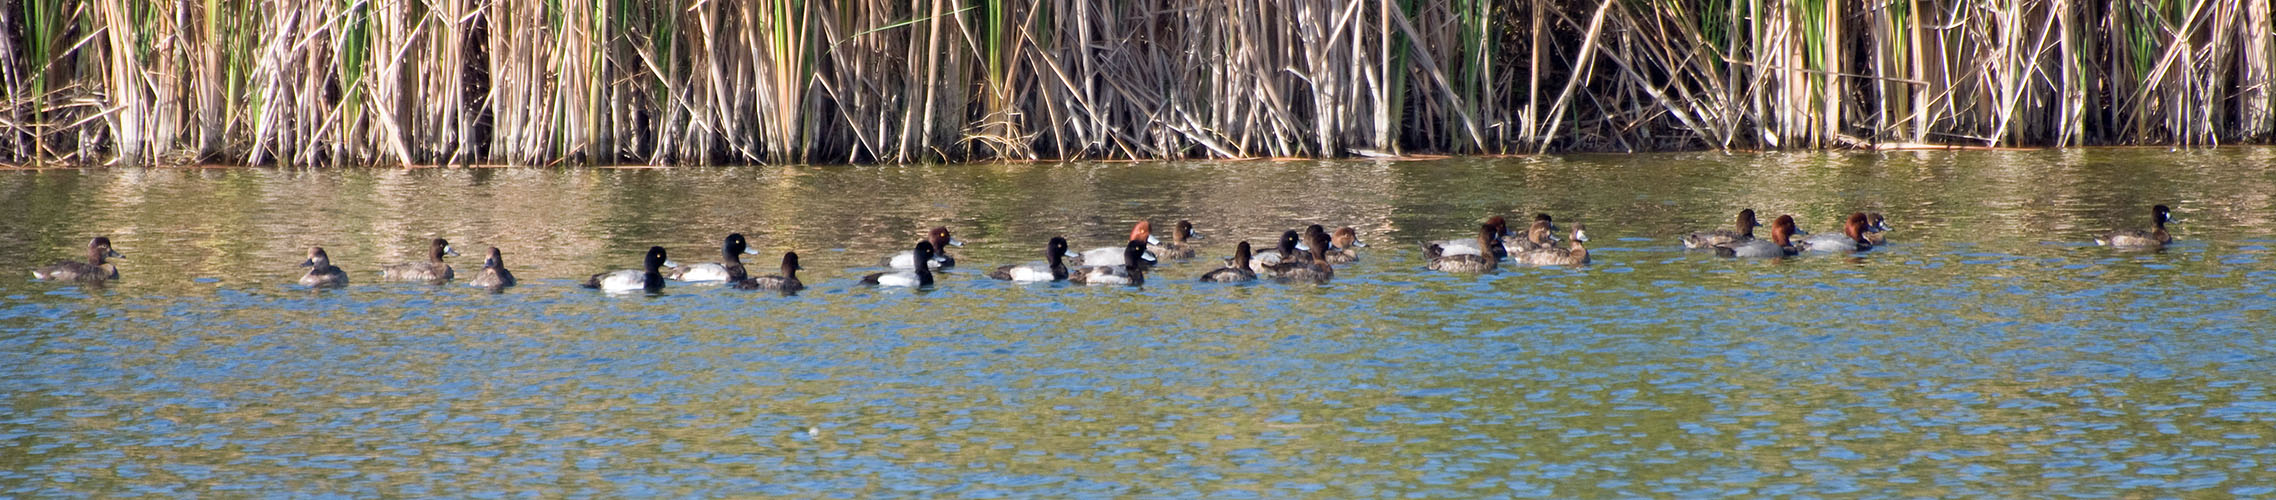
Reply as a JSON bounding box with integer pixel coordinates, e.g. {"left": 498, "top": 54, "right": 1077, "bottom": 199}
{"left": 1, "top": 0, "right": 2273, "bottom": 166}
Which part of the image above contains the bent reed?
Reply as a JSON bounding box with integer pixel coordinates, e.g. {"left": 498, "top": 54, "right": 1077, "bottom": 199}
{"left": 1, "top": 0, "right": 2270, "bottom": 166}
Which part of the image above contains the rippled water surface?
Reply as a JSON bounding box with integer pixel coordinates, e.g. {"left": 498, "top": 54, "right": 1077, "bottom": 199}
{"left": 7, "top": 149, "right": 2276, "bottom": 497}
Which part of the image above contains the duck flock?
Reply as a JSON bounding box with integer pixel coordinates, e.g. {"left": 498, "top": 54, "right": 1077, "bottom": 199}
{"left": 27, "top": 205, "right": 2176, "bottom": 293}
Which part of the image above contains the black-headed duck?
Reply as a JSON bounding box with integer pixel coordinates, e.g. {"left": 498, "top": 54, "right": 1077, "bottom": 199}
{"left": 989, "top": 237, "right": 1079, "bottom": 282}
{"left": 33, "top": 236, "right": 122, "bottom": 283}
{"left": 468, "top": 247, "right": 516, "bottom": 288}
{"left": 2096, "top": 205, "right": 2174, "bottom": 249}
{"left": 734, "top": 252, "right": 805, "bottom": 293}
{"left": 669, "top": 233, "right": 760, "bottom": 281}
{"left": 1200, "top": 241, "right": 1260, "bottom": 283}
{"left": 381, "top": 238, "right": 460, "bottom": 283}
{"left": 1683, "top": 209, "right": 1759, "bottom": 249}
{"left": 1070, "top": 240, "right": 1155, "bottom": 286}
{"left": 299, "top": 247, "right": 350, "bottom": 288}
{"left": 885, "top": 227, "right": 963, "bottom": 269}
{"left": 584, "top": 246, "right": 671, "bottom": 292}
{"left": 1714, "top": 215, "right": 1798, "bottom": 258}
{"left": 1249, "top": 230, "right": 1304, "bottom": 273}
{"left": 1427, "top": 224, "right": 1503, "bottom": 273}
{"left": 864, "top": 241, "right": 938, "bottom": 287}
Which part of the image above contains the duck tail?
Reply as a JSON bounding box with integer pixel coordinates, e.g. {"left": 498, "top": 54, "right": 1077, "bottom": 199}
{"left": 580, "top": 274, "right": 603, "bottom": 288}
{"left": 1423, "top": 243, "right": 1444, "bottom": 259}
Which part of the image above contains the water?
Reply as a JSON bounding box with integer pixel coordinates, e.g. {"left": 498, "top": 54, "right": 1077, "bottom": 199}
{"left": 5, "top": 149, "right": 2276, "bottom": 497}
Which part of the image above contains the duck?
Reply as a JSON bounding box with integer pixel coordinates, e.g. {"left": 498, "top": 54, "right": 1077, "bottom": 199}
{"left": 666, "top": 233, "right": 760, "bottom": 282}
{"left": 468, "top": 247, "right": 516, "bottom": 288}
{"left": 1794, "top": 213, "right": 1874, "bottom": 253}
{"left": 1713, "top": 215, "right": 1799, "bottom": 258}
{"left": 1506, "top": 213, "right": 1561, "bottom": 252}
{"left": 1248, "top": 230, "right": 1305, "bottom": 273}
{"left": 2096, "top": 204, "right": 2174, "bottom": 249}
{"left": 1151, "top": 220, "right": 1202, "bottom": 260}
{"left": 1069, "top": 240, "right": 1156, "bottom": 286}
{"left": 733, "top": 252, "right": 805, "bottom": 293}
{"left": 1863, "top": 213, "right": 1890, "bottom": 245}
{"left": 1072, "top": 221, "right": 1160, "bottom": 267}
{"left": 1682, "top": 209, "right": 1759, "bottom": 249}
{"left": 884, "top": 227, "right": 964, "bottom": 269}
{"left": 1199, "top": 241, "right": 1259, "bottom": 283}
{"left": 1426, "top": 224, "right": 1503, "bottom": 273}
{"left": 32, "top": 236, "right": 122, "bottom": 283}
{"left": 583, "top": 246, "right": 672, "bottom": 292}
{"left": 1431, "top": 215, "right": 1511, "bottom": 259}
{"left": 863, "top": 241, "right": 939, "bottom": 287}
{"left": 1269, "top": 227, "right": 1336, "bottom": 284}
{"left": 380, "top": 238, "right": 460, "bottom": 283}
{"left": 1325, "top": 227, "right": 1367, "bottom": 264}
{"left": 1514, "top": 223, "right": 1591, "bottom": 266}
{"left": 299, "top": 247, "right": 350, "bottom": 288}
{"left": 988, "top": 236, "right": 1080, "bottom": 282}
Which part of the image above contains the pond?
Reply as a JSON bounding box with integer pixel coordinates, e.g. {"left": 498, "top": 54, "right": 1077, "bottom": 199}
{"left": 5, "top": 149, "right": 2276, "bottom": 497}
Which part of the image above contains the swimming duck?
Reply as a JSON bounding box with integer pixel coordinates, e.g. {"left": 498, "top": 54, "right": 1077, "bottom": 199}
{"left": 989, "top": 237, "right": 1080, "bottom": 282}
{"left": 2096, "top": 204, "right": 2174, "bottom": 249}
{"left": 1069, "top": 240, "right": 1156, "bottom": 286}
{"left": 1073, "top": 221, "right": 1161, "bottom": 267}
{"left": 380, "top": 238, "right": 460, "bottom": 283}
{"left": 1432, "top": 215, "right": 1512, "bottom": 259}
{"left": 1514, "top": 223, "right": 1591, "bottom": 266}
{"left": 468, "top": 247, "right": 516, "bottom": 288}
{"left": 32, "top": 236, "right": 122, "bottom": 283}
{"left": 1863, "top": 213, "right": 1890, "bottom": 245}
{"left": 884, "top": 227, "right": 963, "bottom": 269}
{"left": 1427, "top": 224, "right": 1503, "bottom": 273}
{"left": 1713, "top": 215, "right": 1798, "bottom": 258}
{"left": 584, "top": 246, "right": 672, "bottom": 292}
{"left": 1267, "top": 227, "right": 1335, "bottom": 284}
{"left": 1506, "top": 214, "right": 1561, "bottom": 252}
{"left": 1794, "top": 213, "right": 1874, "bottom": 253}
{"left": 1152, "top": 220, "right": 1202, "bottom": 260}
{"left": 864, "top": 241, "right": 939, "bottom": 287}
{"left": 668, "top": 233, "right": 760, "bottom": 281}
{"left": 1325, "top": 227, "right": 1367, "bottom": 264}
{"left": 734, "top": 252, "right": 805, "bottom": 293}
{"left": 1249, "top": 230, "right": 1305, "bottom": 273}
{"left": 299, "top": 247, "right": 350, "bottom": 288}
{"left": 1199, "top": 241, "right": 1260, "bottom": 283}
{"left": 1683, "top": 209, "right": 1759, "bottom": 249}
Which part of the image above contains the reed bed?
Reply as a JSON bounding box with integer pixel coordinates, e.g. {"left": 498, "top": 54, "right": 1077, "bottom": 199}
{"left": 0, "top": 0, "right": 2270, "bottom": 166}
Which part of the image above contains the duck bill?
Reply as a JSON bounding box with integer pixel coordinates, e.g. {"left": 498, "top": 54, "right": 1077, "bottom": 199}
{"left": 744, "top": 247, "right": 762, "bottom": 255}
{"left": 948, "top": 238, "right": 966, "bottom": 247}
{"left": 106, "top": 249, "right": 124, "bottom": 258}
{"left": 300, "top": 259, "right": 314, "bottom": 268}
{"left": 1294, "top": 242, "right": 1311, "bottom": 251}
{"left": 444, "top": 246, "right": 461, "bottom": 257}
{"left": 1063, "top": 250, "right": 1081, "bottom": 258}
{"left": 662, "top": 260, "right": 680, "bottom": 268}
{"left": 1141, "top": 253, "right": 1159, "bottom": 263}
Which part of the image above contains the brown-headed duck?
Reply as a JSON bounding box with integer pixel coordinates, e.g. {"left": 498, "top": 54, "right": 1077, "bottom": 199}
{"left": 1506, "top": 213, "right": 1561, "bottom": 252}
{"left": 1200, "top": 241, "right": 1260, "bottom": 283}
{"left": 1326, "top": 226, "right": 1367, "bottom": 264}
{"left": 885, "top": 227, "right": 963, "bottom": 269}
{"left": 1683, "top": 209, "right": 1759, "bottom": 249}
{"left": 381, "top": 238, "right": 460, "bottom": 283}
{"left": 32, "top": 236, "right": 122, "bottom": 283}
{"left": 299, "top": 247, "right": 350, "bottom": 288}
{"left": 1863, "top": 213, "right": 1890, "bottom": 245}
{"left": 1268, "top": 227, "right": 1335, "bottom": 284}
{"left": 1427, "top": 224, "right": 1504, "bottom": 273}
{"left": 468, "top": 247, "right": 516, "bottom": 288}
{"left": 734, "top": 252, "right": 805, "bottom": 293}
{"left": 2096, "top": 205, "right": 2174, "bottom": 249}
{"left": 1714, "top": 215, "right": 1798, "bottom": 258}
{"left": 1151, "top": 220, "right": 1202, "bottom": 260}
{"left": 1433, "top": 215, "right": 1512, "bottom": 259}
{"left": 584, "top": 246, "right": 672, "bottom": 292}
{"left": 1795, "top": 213, "right": 1874, "bottom": 253}
{"left": 1515, "top": 223, "right": 1591, "bottom": 266}
{"left": 1074, "top": 221, "right": 1161, "bottom": 267}
{"left": 989, "top": 237, "right": 1080, "bottom": 282}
